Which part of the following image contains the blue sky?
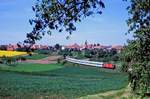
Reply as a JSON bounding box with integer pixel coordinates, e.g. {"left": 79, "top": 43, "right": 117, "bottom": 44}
{"left": 0, "top": 0, "right": 132, "bottom": 45}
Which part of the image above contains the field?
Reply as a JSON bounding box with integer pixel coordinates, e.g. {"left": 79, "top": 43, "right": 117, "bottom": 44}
{"left": 78, "top": 85, "right": 150, "bottom": 99}
{"left": 0, "top": 63, "right": 62, "bottom": 72}
{"left": 0, "top": 50, "right": 27, "bottom": 57}
{"left": 0, "top": 63, "right": 128, "bottom": 99}
{"left": 23, "top": 54, "right": 49, "bottom": 60}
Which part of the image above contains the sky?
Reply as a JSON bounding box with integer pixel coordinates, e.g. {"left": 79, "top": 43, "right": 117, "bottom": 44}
{"left": 0, "top": 0, "right": 133, "bottom": 46}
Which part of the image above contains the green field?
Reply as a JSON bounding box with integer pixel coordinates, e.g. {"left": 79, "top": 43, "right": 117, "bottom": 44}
{"left": 0, "top": 63, "right": 128, "bottom": 99}
{"left": 23, "top": 54, "right": 49, "bottom": 60}
{"left": 79, "top": 86, "right": 150, "bottom": 99}
{"left": 0, "top": 63, "right": 62, "bottom": 72}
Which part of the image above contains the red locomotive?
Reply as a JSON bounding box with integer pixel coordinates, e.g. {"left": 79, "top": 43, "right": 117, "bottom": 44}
{"left": 102, "top": 63, "right": 115, "bottom": 69}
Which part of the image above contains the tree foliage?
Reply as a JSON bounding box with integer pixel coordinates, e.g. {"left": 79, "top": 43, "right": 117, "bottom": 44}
{"left": 24, "top": 0, "right": 104, "bottom": 45}
{"left": 121, "top": 0, "right": 150, "bottom": 96}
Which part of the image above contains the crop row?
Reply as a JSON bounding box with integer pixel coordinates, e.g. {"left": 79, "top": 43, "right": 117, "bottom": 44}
{"left": 0, "top": 66, "right": 128, "bottom": 99}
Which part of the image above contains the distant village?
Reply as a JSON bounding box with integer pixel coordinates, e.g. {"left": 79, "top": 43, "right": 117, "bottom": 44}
{"left": 0, "top": 42, "right": 123, "bottom": 53}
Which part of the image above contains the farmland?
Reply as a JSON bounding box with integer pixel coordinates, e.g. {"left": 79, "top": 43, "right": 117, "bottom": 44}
{"left": 78, "top": 85, "right": 150, "bottom": 99}
{"left": 23, "top": 54, "right": 49, "bottom": 60}
{"left": 0, "top": 63, "right": 63, "bottom": 72}
{"left": 0, "top": 50, "right": 27, "bottom": 57}
{"left": 0, "top": 63, "right": 128, "bottom": 99}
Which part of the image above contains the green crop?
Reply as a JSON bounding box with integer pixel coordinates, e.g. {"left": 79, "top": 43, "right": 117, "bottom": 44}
{"left": 0, "top": 65, "right": 128, "bottom": 99}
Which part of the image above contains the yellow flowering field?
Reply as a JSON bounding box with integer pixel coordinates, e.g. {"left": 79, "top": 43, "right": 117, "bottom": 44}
{"left": 0, "top": 50, "right": 27, "bottom": 57}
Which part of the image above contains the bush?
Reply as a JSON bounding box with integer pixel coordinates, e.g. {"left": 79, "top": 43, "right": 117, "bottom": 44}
{"left": 112, "top": 55, "right": 119, "bottom": 61}
{"left": 57, "top": 58, "right": 60, "bottom": 63}
{"left": 0, "top": 59, "right": 2, "bottom": 64}
{"left": 17, "top": 56, "right": 26, "bottom": 61}
{"left": 35, "top": 49, "right": 52, "bottom": 55}
{"left": 62, "top": 60, "right": 67, "bottom": 65}
{"left": 121, "top": 62, "right": 129, "bottom": 72}
{"left": 1, "top": 56, "right": 17, "bottom": 66}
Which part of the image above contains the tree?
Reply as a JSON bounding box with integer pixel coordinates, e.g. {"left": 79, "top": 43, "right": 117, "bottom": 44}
{"left": 0, "top": 45, "right": 7, "bottom": 50}
{"left": 24, "top": 0, "right": 104, "bottom": 46}
{"left": 54, "top": 43, "right": 61, "bottom": 50}
{"left": 109, "top": 48, "right": 117, "bottom": 56}
{"left": 122, "top": 0, "right": 150, "bottom": 96}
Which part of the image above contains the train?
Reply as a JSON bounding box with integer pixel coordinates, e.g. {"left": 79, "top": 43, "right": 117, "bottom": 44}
{"left": 66, "top": 57, "right": 115, "bottom": 69}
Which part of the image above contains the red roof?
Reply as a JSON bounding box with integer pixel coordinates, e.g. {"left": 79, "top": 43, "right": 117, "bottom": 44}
{"left": 65, "top": 43, "right": 80, "bottom": 49}
{"left": 111, "top": 45, "right": 123, "bottom": 50}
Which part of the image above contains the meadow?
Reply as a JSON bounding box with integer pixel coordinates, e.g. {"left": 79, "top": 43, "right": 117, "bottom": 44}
{"left": 0, "top": 63, "right": 128, "bottom": 99}
{"left": 0, "top": 63, "right": 62, "bottom": 72}
{"left": 23, "top": 54, "right": 49, "bottom": 60}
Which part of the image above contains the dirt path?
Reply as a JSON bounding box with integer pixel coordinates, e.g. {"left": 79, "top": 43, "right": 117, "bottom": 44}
{"left": 24, "top": 56, "right": 62, "bottom": 64}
